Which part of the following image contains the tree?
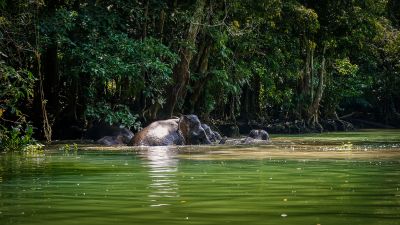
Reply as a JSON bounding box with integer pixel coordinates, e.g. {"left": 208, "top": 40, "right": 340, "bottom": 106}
{"left": 164, "top": 0, "right": 206, "bottom": 118}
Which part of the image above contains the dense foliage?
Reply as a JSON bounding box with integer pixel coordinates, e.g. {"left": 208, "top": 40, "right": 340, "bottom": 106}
{"left": 1, "top": 0, "right": 399, "bottom": 147}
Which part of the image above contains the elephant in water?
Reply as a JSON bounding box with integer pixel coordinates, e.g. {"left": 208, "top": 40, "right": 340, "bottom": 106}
{"left": 84, "top": 122, "right": 134, "bottom": 146}
{"left": 201, "top": 124, "right": 222, "bottom": 142}
{"left": 241, "top": 129, "right": 270, "bottom": 144}
{"left": 96, "top": 135, "right": 127, "bottom": 146}
{"left": 219, "top": 129, "right": 270, "bottom": 145}
{"left": 247, "top": 129, "right": 270, "bottom": 141}
{"left": 129, "top": 115, "right": 211, "bottom": 146}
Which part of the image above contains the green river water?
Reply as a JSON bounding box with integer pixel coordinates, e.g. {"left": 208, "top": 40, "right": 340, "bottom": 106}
{"left": 1, "top": 130, "right": 400, "bottom": 225}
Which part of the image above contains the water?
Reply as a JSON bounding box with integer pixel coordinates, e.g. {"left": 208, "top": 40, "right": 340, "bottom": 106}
{"left": 1, "top": 130, "right": 400, "bottom": 225}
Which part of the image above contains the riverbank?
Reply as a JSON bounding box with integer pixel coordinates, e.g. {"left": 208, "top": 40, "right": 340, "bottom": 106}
{"left": 213, "top": 117, "right": 400, "bottom": 137}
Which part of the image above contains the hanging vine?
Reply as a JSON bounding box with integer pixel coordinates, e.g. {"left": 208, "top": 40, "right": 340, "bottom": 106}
{"left": 34, "top": 0, "right": 52, "bottom": 142}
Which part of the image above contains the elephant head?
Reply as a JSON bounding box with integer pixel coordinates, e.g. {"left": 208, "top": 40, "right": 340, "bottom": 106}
{"left": 201, "top": 123, "right": 221, "bottom": 142}
{"left": 248, "top": 129, "right": 270, "bottom": 141}
{"left": 178, "top": 115, "right": 211, "bottom": 145}
{"left": 85, "top": 122, "right": 134, "bottom": 145}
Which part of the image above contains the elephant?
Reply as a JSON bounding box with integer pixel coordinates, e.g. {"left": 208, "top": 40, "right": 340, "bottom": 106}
{"left": 247, "top": 129, "right": 270, "bottom": 141}
{"left": 129, "top": 115, "right": 211, "bottom": 146}
{"left": 96, "top": 135, "right": 126, "bottom": 146}
{"left": 241, "top": 129, "right": 270, "bottom": 144}
{"left": 201, "top": 124, "right": 222, "bottom": 142}
{"left": 219, "top": 129, "right": 270, "bottom": 145}
{"left": 84, "top": 122, "right": 134, "bottom": 145}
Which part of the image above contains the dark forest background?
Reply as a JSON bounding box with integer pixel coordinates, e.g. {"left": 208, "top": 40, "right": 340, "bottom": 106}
{"left": 1, "top": 0, "right": 399, "bottom": 145}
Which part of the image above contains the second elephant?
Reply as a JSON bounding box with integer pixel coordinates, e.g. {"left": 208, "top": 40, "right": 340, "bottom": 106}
{"left": 201, "top": 124, "right": 222, "bottom": 142}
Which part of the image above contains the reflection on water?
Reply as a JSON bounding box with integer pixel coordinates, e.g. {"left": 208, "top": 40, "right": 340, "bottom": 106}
{"left": 0, "top": 151, "right": 400, "bottom": 225}
{"left": 140, "top": 147, "right": 179, "bottom": 207}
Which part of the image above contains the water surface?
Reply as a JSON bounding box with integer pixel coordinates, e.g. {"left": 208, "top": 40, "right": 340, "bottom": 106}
{"left": 1, "top": 130, "right": 400, "bottom": 225}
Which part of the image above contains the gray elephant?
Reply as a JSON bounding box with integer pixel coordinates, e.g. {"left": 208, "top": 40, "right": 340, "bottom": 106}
{"left": 85, "top": 122, "right": 134, "bottom": 145}
{"left": 247, "top": 129, "right": 270, "bottom": 141}
{"left": 129, "top": 115, "right": 211, "bottom": 146}
{"left": 219, "top": 129, "right": 270, "bottom": 145}
{"left": 96, "top": 135, "right": 126, "bottom": 146}
{"left": 241, "top": 129, "right": 270, "bottom": 144}
{"left": 201, "top": 124, "right": 222, "bottom": 142}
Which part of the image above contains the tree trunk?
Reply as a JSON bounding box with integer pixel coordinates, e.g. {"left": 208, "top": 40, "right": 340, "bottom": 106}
{"left": 240, "top": 85, "right": 250, "bottom": 119}
{"left": 164, "top": 0, "right": 206, "bottom": 118}
{"left": 297, "top": 38, "right": 314, "bottom": 119}
{"left": 240, "top": 75, "right": 260, "bottom": 120}
{"left": 189, "top": 38, "right": 211, "bottom": 113}
{"left": 307, "top": 46, "right": 327, "bottom": 127}
{"left": 310, "top": 45, "right": 315, "bottom": 101}
{"left": 42, "top": 44, "right": 59, "bottom": 106}
{"left": 387, "top": 0, "right": 400, "bottom": 28}
{"left": 142, "top": 0, "right": 149, "bottom": 40}
{"left": 159, "top": 9, "right": 166, "bottom": 41}
{"left": 303, "top": 38, "right": 311, "bottom": 97}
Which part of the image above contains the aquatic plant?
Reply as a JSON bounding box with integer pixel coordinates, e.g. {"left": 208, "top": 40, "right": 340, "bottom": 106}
{"left": 0, "top": 124, "right": 37, "bottom": 152}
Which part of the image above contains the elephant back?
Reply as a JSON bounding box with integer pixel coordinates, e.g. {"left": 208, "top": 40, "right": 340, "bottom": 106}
{"left": 129, "top": 119, "right": 181, "bottom": 146}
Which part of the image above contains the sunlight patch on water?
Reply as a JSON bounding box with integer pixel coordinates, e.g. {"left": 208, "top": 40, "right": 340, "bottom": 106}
{"left": 72, "top": 129, "right": 400, "bottom": 161}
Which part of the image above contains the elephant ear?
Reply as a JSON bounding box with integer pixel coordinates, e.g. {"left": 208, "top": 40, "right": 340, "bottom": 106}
{"left": 178, "top": 115, "right": 190, "bottom": 144}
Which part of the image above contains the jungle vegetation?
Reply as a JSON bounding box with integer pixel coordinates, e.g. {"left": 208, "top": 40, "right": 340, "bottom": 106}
{"left": 1, "top": 0, "right": 399, "bottom": 149}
